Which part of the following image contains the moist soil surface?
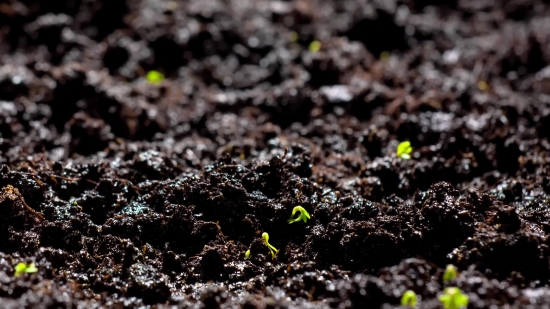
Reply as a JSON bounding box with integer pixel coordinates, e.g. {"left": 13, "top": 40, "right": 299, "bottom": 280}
{"left": 2, "top": 0, "right": 550, "bottom": 308}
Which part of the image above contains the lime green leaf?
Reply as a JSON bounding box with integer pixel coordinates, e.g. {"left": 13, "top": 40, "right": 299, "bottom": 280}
{"left": 396, "top": 141, "right": 413, "bottom": 160}
{"left": 401, "top": 290, "right": 418, "bottom": 307}
{"left": 146, "top": 70, "right": 165, "bottom": 84}
{"left": 309, "top": 40, "right": 321, "bottom": 53}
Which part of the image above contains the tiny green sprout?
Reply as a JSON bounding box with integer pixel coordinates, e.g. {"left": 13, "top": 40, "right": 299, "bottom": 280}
{"left": 146, "top": 70, "right": 165, "bottom": 84}
{"left": 14, "top": 262, "right": 38, "bottom": 276}
{"left": 290, "top": 31, "right": 299, "bottom": 43}
{"left": 439, "top": 287, "right": 469, "bottom": 309}
{"left": 309, "top": 40, "right": 321, "bottom": 53}
{"left": 443, "top": 264, "right": 458, "bottom": 283}
{"left": 401, "top": 290, "right": 418, "bottom": 307}
{"left": 287, "top": 206, "right": 311, "bottom": 224}
{"left": 477, "top": 80, "right": 489, "bottom": 91}
{"left": 396, "top": 141, "right": 413, "bottom": 160}
{"left": 245, "top": 249, "right": 251, "bottom": 259}
{"left": 380, "top": 51, "right": 390, "bottom": 61}
{"left": 261, "top": 232, "right": 279, "bottom": 259}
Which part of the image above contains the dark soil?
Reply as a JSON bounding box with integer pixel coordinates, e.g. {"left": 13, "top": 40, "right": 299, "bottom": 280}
{"left": 2, "top": 0, "right": 550, "bottom": 308}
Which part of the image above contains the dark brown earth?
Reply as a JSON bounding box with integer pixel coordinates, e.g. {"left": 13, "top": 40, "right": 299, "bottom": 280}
{"left": 1, "top": 0, "right": 550, "bottom": 308}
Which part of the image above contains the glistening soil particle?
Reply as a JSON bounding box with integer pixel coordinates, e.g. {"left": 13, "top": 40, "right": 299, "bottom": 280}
{"left": 2, "top": 0, "right": 550, "bottom": 308}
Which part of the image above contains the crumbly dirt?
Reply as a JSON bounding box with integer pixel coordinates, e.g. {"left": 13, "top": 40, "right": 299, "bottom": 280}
{"left": 2, "top": 0, "right": 550, "bottom": 308}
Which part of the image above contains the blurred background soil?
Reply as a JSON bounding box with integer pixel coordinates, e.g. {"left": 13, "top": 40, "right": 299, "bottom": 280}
{"left": 2, "top": 0, "right": 550, "bottom": 307}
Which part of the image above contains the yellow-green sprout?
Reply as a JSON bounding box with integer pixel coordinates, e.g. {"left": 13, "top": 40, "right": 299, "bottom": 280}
{"left": 287, "top": 206, "right": 311, "bottom": 224}
{"left": 380, "top": 51, "right": 390, "bottom": 61}
{"left": 262, "top": 232, "right": 279, "bottom": 258}
{"left": 439, "top": 287, "right": 469, "bottom": 309}
{"left": 401, "top": 290, "right": 418, "bottom": 307}
{"left": 309, "top": 40, "right": 321, "bottom": 53}
{"left": 290, "top": 32, "right": 299, "bottom": 43}
{"left": 477, "top": 80, "right": 489, "bottom": 91}
{"left": 245, "top": 249, "right": 251, "bottom": 259}
{"left": 146, "top": 70, "right": 165, "bottom": 84}
{"left": 443, "top": 264, "right": 458, "bottom": 283}
{"left": 14, "top": 262, "right": 38, "bottom": 276}
{"left": 396, "top": 141, "right": 413, "bottom": 160}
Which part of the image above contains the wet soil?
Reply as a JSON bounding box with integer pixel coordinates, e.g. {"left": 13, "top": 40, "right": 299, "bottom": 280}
{"left": 2, "top": 0, "right": 550, "bottom": 308}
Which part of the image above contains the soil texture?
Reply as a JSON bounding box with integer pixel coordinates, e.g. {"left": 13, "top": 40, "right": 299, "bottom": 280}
{"left": 2, "top": 0, "right": 550, "bottom": 308}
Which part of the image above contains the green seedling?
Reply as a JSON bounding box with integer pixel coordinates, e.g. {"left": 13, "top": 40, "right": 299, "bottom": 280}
{"left": 309, "top": 40, "right": 321, "bottom": 53}
{"left": 262, "top": 232, "right": 279, "bottom": 258}
{"left": 400, "top": 290, "right": 418, "bottom": 307}
{"left": 396, "top": 141, "right": 413, "bottom": 160}
{"left": 245, "top": 249, "right": 251, "bottom": 259}
{"left": 287, "top": 206, "right": 311, "bottom": 224}
{"left": 443, "top": 264, "right": 458, "bottom": 283}
{"left": 478, "top": 80, "right": 488, "bottom": 91}
{"left": 146, "top": 70, "right": 165, "bottom": 84}
{"left": 439, "top": 287, "right": 468, "bottom": 309}
{"left": 290, "top": 32, "right": 299, "bottom": 43}
{"left": 14, "top": 262, "right": 38, "bottom": 276}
